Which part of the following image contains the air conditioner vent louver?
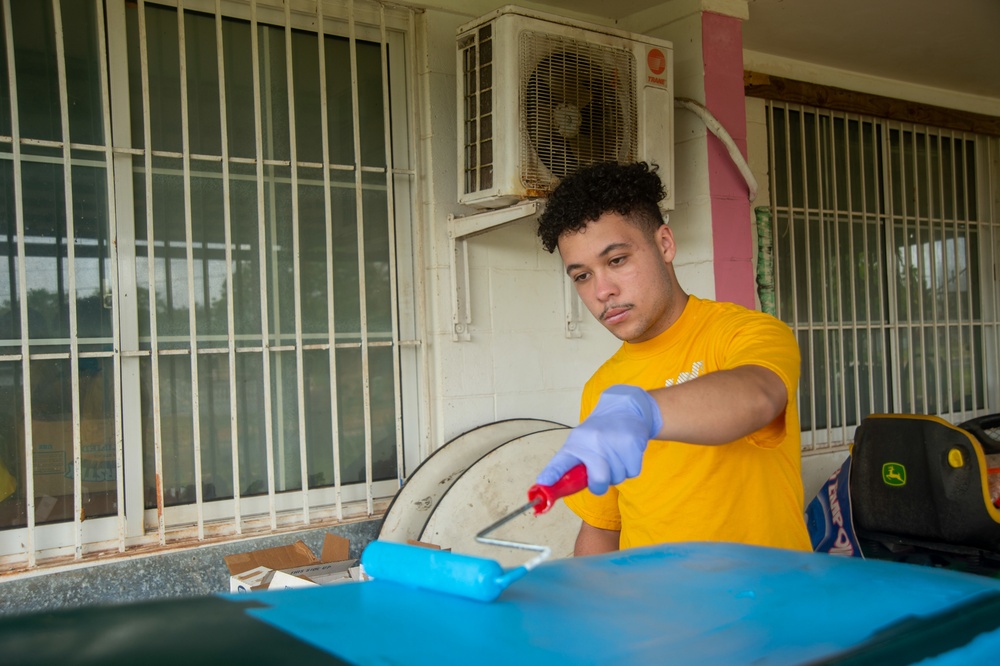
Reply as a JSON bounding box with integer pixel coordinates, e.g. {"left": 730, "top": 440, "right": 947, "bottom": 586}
{"left": 520, "top": 32, "right": 637, "bottom": 190}
{"left": 459, "top": 25, "right": 494, "bottom": 196}
{"left": 456, "top": 7, "right": 673, "bottom": 210}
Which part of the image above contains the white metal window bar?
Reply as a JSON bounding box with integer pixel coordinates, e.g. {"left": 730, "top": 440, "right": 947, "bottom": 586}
{"left": 0, "top": 0, "right": 420, "bottom": 572}
{"left": 765, "top": 101, "right": 999, "bottom": 453}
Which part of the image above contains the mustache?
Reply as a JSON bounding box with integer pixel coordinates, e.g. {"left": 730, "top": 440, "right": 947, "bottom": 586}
{"left": 600, "top": 303, "right": 634, "bottom": 321}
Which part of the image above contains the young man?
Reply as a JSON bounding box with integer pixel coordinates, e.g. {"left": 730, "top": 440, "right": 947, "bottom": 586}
{"left": 535, "top": 162, "right": 811, "bottom": 556}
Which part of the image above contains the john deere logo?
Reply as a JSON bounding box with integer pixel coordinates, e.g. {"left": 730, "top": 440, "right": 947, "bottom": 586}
{"left": 882, "top": 463, "right": 906, "bottom": 487}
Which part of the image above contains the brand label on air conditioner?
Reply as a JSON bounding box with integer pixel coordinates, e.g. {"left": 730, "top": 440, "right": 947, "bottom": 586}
{"left": 646, "top": 47, "right": 668, "bottom": 88}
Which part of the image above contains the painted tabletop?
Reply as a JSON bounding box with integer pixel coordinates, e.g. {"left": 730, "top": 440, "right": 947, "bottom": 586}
{"left": 4, "top": 542, "right": 1000, "bottom": 664}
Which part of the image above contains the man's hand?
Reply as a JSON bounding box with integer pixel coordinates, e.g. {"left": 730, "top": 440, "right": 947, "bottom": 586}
{"left": 536, "top": 385, "right": 663, "bottom": 495}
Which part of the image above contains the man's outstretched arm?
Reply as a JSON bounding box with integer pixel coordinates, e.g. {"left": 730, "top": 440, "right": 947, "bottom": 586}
{"left": 536, "top": 365, "right": 789, "bottom": 495}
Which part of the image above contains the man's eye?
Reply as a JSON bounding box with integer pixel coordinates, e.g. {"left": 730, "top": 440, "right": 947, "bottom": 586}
{"left": 573, "top": 272, "right": 590, "bottom": 283}
{"left": 610, "top": 256, "right": 626, "bottom": 266}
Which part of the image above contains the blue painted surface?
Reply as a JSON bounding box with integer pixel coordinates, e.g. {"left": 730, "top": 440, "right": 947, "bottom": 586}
{"left": 231, "top": 542, "right": 1000, "bottom": 664}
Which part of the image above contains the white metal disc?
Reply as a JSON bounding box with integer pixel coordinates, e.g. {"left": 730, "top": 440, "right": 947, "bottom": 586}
{"left": 420, "top": 428, "right": 581, "bottom": 568}
{"left": 379, "top": 419, "right": 567, "bottom": 543}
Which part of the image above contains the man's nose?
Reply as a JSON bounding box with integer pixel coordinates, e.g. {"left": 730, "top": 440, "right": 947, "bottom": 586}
{"left": 594, "top": 271, "right": 619, "bottom": 301}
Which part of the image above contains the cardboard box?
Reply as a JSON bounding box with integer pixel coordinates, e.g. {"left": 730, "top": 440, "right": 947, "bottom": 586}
{"left": 14, "top": 373, "right": 118, "bottom": 501}
{"left": 30, "top": 418, "right": 117, "bottom": 498}
{"left": 224, "top": 533, "right": 365, "bottom": 593}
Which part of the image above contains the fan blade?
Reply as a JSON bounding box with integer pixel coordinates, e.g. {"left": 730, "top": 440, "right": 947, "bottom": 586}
{"left": 525, "top": 49, "right": 626, "bottom": 180}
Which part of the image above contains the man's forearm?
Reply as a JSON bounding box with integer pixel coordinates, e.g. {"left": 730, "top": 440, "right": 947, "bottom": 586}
{"left": 648, "top": 365, "right": 788, "bottom": 445}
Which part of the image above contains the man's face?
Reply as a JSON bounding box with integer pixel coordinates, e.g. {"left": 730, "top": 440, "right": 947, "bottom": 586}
{"left": 558, "top": 212, "right": 682, "bottom": 343}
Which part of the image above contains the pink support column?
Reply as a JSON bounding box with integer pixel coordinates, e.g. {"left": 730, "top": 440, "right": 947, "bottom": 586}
{"left": 702, "top": 11, "right": 754, "bottom": 308}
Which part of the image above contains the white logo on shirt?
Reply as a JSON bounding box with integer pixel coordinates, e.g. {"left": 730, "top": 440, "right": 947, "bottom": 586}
{"left": 665, "top": 361, "right": 703, "bottom": 387}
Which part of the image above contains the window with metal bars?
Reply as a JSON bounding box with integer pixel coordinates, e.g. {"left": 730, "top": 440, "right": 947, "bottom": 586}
{"left": 0, "top": 0, "right": 418, "bottom": 569}
{"left": 765, "top": 102, "right": 999, "bottom": 453}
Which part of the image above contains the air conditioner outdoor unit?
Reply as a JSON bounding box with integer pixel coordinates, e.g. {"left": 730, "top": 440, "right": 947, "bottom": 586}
{"left": 456, "top": 5, "right": 674, "bottom": 210}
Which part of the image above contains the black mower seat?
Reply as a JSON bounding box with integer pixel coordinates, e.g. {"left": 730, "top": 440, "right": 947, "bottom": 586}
{"left": 850, "top": 414, "right": 1000, "bottom": 553}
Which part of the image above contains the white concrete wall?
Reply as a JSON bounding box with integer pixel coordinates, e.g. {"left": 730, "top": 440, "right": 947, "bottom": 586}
{"left": 744, "top": 50, "right": 1000, "bottom": 118}
{"left": 415, "top": 5, "right": 721, "bottom": 452}
{"left": 417, "top": 7, "right": 622, "bottom": 452}
{"left": 634, "top": 10, "right": 718, "bottom": 300}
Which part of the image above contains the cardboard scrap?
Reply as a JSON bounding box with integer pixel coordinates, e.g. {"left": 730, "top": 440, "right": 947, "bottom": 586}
{"left": 224, "top": 533, "right": 364, "bottom": 593}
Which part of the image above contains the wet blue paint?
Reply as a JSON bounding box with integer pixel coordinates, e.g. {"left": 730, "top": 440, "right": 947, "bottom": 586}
{"left": 230, "top": 542, "right": 1000, "bottom": 664}
{"left": 360, "top": 540, "right": 529, "bottom": 602}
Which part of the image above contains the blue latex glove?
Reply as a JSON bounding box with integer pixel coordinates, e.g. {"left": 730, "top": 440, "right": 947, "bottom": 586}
{"left": 536, "top": 384, "right": 663, "bottom": 495}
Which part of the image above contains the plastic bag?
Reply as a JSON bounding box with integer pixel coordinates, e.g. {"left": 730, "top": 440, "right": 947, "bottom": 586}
{"left": 804, "top": 456, "right": 861, "bottom": 557}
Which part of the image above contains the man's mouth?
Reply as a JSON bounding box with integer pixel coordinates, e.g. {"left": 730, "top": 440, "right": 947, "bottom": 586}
{"left": 601, "top": 304, "right": 632, "bottom": 324}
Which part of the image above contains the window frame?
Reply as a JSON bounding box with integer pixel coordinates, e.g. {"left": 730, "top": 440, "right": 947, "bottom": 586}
{"left": 764, "top": 100, "right": 1000, "bottom": 453}
{"left": 0, "top": 0, "right": 421, "bottom": 569}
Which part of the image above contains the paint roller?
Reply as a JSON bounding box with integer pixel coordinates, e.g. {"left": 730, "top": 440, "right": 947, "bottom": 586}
{"left": 362, "top": 464, "right": 587, "bottom": 602}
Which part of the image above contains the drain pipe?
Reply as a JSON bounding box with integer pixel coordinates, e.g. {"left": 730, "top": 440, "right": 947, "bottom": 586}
{"left": 675, "top": 96, "right": 772, "bottom": 310}
{"left": 414, "top": 10, "right": 436, "bottom": 465}
{"left": 675, "top": 96, "right": 758, "bottom": 202}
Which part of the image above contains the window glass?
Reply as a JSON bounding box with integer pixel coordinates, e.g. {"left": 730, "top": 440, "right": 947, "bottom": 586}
{"left": 11, "top": 2, "right": 60, "bottom": 143}
{"left": 0, "top": 1, "right": 116, "bottom": 530}
{"left": 0, "top": 5, "right": 9, "bottom": 138}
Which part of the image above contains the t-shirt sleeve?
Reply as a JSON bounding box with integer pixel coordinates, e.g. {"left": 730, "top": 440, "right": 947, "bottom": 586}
{"left": 718, "top": 311, "right": 801, "bottom": 448}
{"left": 564, "top": 485, "right": 622, "bottom": 531}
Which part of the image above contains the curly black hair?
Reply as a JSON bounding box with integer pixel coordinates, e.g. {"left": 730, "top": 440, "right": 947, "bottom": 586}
{"left": 536, "top": 162, "right": 666, "bottom": 253}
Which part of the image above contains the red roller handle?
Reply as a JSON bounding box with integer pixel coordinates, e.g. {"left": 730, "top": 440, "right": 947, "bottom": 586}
{"left": 526, "top": 464, "right": 588, "bottom": 515}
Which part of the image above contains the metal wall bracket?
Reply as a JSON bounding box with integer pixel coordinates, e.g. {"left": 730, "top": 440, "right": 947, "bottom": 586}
{"left": 564, "top": 275, "right": 583, "bottom": 338}
{"left": 448, "top": 201, "right": 540, "bottom": 341}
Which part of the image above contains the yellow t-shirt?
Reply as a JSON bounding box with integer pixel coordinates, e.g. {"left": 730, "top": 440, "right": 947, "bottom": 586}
{"left": 564, "top": 295, "right": 812, "bottom": 552}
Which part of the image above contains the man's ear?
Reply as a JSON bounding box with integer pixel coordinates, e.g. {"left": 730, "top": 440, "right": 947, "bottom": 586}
{"left": 656, "top": 224, "right": 676, "bottom": 263}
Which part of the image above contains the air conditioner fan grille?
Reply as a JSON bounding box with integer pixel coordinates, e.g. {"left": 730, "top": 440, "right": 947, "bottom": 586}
{"left": 520, "top": 32, "right": 638, "bottom": 191}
